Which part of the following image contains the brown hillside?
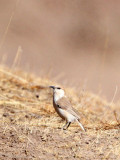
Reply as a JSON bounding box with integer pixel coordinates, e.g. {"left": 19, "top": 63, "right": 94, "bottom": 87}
{"left": 0, "top": 66, "right": 120, "bottom": 159}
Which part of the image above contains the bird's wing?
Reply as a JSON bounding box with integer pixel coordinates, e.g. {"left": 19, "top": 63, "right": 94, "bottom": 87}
{"left": 56, "top": 97, "right": 80, "bottom": 119}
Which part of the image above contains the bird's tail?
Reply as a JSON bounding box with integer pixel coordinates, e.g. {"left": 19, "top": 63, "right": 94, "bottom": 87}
{"left": 76, "top": 119, "right": 85, "bottom": 131}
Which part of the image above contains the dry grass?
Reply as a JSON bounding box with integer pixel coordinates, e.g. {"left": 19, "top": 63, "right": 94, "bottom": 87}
{"left": 0, "top": 65, "right": 120, "bottom": 159}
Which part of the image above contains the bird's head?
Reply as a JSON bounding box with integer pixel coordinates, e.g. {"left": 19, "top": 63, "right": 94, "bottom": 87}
{"left": 49, "top": 86, "right": 65, "bottom": 101}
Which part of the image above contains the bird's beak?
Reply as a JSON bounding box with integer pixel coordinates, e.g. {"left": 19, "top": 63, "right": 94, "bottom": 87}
{"left": 49, "top": 86, "right": 55, "bottom": 89}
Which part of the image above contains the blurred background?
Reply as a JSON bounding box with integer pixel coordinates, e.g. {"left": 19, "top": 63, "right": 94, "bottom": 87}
{"left": 0, "top": 0, "right": 120, "bottom": 101}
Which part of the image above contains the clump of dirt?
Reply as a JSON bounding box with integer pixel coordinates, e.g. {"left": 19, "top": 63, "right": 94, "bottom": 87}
{"left": 0, "top": 66, "right": 119, "bottom": 159}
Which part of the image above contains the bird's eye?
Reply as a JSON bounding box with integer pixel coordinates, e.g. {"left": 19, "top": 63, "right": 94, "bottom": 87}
{"left": 57, "top": 87, "right": 61, "bottom": 89}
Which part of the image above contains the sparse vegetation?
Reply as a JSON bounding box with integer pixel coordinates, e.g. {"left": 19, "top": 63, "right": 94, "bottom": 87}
{"left": 0, "top": 66, "right": 120, "bottom": 159}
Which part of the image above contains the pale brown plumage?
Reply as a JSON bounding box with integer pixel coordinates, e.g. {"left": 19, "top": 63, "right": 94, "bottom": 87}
{"left": 56, "top": 97, "right": 80, "bottom": 120}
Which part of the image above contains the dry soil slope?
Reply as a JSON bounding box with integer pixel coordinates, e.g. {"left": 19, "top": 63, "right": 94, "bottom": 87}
{"left": 0, "top": 66, "right": 119, "bottom": 159}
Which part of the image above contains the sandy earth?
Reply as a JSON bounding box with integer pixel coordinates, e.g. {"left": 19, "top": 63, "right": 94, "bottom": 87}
{"left": 0, "top": 67, "right": 119, "bottom": 160}
{"left": 0, "top": 124, "right": 119, "bottom": 160}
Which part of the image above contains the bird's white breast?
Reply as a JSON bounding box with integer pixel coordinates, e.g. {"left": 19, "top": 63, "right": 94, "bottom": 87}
{"left": 54, "top": 89, "right": 65, "bottom": 102}
{"left": 58, "top": 108, "right": 76, "bottom": 122}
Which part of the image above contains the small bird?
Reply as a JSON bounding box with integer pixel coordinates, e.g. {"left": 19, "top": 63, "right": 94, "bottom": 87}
{"left": 49, "top": 86, "right": 85, "bottom": 131}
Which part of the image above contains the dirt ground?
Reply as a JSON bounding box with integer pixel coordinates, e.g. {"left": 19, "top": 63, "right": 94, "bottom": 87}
{"left": 0, "top": 124, "right": 119, "bottom": 160}
{"left": 0, "top": 67, "right": 119, "bottom": 160}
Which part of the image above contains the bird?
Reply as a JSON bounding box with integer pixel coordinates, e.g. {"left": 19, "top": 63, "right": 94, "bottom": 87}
{"left": 49, "top": 86, "right": 85, "bottom": 131}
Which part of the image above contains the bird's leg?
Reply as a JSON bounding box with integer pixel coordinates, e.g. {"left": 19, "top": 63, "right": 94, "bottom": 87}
{"left": 62, "top": 122, "right": 69, "bottom": 130}
{"left": 63, "top": 122, "right": 71, "bottom": 130}
{"left": 66, "top": 122, "right": 71, "bottom": 129}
